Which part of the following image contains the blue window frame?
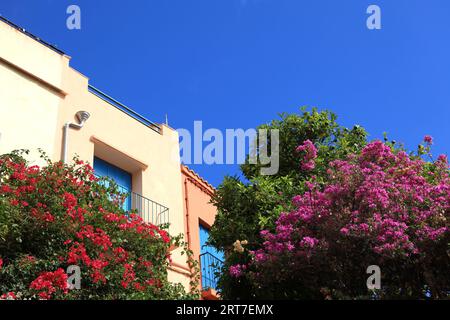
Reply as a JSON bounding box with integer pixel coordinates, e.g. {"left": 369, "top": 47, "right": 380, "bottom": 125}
{"left": 93, "top": 157, "right": 132, "bottom": 211}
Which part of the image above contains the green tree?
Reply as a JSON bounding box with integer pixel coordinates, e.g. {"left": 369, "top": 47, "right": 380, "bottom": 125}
{"left": 209, "top": 108, "right": 367, "bottom": 299}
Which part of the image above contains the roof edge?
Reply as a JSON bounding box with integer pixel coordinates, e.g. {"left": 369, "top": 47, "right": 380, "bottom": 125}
{"left": 181, "top": 165, "right": 216, "bottom": 195}
{"left": 0, "top": 15, "right": 66, "bottom": 56}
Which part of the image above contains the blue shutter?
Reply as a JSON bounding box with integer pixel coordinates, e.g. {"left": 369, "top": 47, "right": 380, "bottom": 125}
{"left": 199, "top": 224, "right": 224, "bottom": 290}
{"left": 199, "top": 225, "right": 223, "bottom": 258}
{"left": 93, "top": 157, "right": 132, "bottom": 211}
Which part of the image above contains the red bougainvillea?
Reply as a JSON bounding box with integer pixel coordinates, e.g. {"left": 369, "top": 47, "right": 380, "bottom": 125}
{"left": 0, "top": 151, "right": 197, "bottom": 300}
{"left": 30, "top": 269, "right": 68, "bottom": 300}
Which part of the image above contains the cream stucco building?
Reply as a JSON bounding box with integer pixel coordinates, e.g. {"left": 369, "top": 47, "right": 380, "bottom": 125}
{"left": 0, "top": 16, "right": 218, "bottom": 292}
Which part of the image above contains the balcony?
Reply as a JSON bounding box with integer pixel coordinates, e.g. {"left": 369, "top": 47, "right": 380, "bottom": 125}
{"left": 95, "top": 175, "right": 169, "bottom": 227}
{"left": 199, "top": 252, "right": 223, "bottom": 294}
{"left": 130, "top": 192, "right": 169, "bottom": 227}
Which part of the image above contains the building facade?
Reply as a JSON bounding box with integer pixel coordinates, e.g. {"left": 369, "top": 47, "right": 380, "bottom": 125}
{"left": 0, "top": 17, "right": 221, "bottom": 297}
{"left": 181, "top": 165, "right": 223, "bottom": 299}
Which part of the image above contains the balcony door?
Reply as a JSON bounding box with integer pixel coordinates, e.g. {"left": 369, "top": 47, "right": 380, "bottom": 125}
{"left": 93, "top": 157, "right": 132, "bottom": 211}
{"left": 199, "top": 224, "right": 224, "bottom": 291}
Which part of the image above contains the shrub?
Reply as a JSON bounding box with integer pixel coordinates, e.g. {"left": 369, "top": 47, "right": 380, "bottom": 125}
{"left": 0, "top": 151, "right": 198, "bottom": 300}
{"left": 232, "top": 139, "right": 449, "bottom": 299}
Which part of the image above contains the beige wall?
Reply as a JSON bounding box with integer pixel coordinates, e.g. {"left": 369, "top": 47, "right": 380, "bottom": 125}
{"left": 0, "top": 61, "right": 61, "bottom": 165}
{"left": 0, "top": 23, "right": 68, "bottom": 165}
{"left": 0, "top": 24, "right": 68, "bottom": 90}
{"left": 0, "top": 19, "right": 191, "bottom": 290}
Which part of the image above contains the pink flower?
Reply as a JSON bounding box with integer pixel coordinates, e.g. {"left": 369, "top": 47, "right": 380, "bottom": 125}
{"left": 229, "top": 264, "right": 246, "bottom": 278}
{"left": 424, "top": 135, "right": 433, "bottom": 144}
{"left": 254, "top": 252, "right": 267, "bottom": 263}
{"left": 300, "top": 236, "right": 319, "bottom": 248}
{"left": 297, "top": 140, "right": 318, "bottom": 171}
{"left": 437, "top": 154, "right": 448, "bottom": 164}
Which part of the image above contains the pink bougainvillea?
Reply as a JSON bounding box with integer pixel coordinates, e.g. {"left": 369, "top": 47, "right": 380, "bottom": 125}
{"left": 246, "top": 140, "right": 449, "bottom": 298}
{"left": 229, "top": 264, "right": 246, "bottom": 278}
{"left": 296, "top": 140, "right": 318, "bottom": 171}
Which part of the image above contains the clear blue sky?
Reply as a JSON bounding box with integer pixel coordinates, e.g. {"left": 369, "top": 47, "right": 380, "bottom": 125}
{"left": 1, "top": 0, "right": 449, "bottom": 186}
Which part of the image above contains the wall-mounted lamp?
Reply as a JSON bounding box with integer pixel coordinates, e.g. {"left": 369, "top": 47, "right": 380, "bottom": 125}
{"left": 62, "top": 111, "right": 90, "bottom": 163}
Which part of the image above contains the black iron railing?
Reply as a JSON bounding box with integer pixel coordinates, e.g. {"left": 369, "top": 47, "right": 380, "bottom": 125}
{"left": 199, "top": 252, "right": 223, "bottom": 291}
{"left": 131, "top": 192, "right": 169, "bottom": 227}
{"left": 95, "top": 176, "right": 169, "bottom": 227}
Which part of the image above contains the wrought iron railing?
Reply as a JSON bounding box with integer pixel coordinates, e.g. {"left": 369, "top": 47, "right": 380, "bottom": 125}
{"left": 199, "top": 252, "right": 223, "bottom": 291}
{"left": 131, "top": 192, "right": 169, "bottom": 227}
{"left": 95, "top": 175, "right": 169, "bottom": 227}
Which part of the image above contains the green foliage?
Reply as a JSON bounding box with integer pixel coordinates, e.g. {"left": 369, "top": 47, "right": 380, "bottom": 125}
{"left": 209, "top": 108, "right": 367, "bottom": 299}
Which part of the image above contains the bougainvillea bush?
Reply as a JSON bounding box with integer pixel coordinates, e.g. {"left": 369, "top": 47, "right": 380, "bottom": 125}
{"left": 230, "top": 139, "right": 449, "bottom": 299}
{"left": 0, "top": 151, "right": 198, "bottom": 300}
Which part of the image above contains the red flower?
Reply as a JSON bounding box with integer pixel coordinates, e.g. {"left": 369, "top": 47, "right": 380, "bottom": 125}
{"left": 91, "top": 259, "right": 109, "bottom": 270}
{"left": 0, "top": 185, "right": 12, "bottom": 193}
{"left": 113, "top": 247, "right": 128, "bottom": 263}
{"left": 43, "top": 212, "right": 54, "bottom": 222}
{"left": 133, "top": 282, "right": 146, "bottom": 292}
{"left": 11, "top": 171, "right": 26, "bottom": 181}
{"left": 90, "top": 270, "right": 106, "bottom": 284}
{"left": 76, "top": 225, "right": 112, "bottom": 251}
{"left": 0, "top": 292, "right": 16, "bottom": 300}
{"left": 63, "top": 192, "right": 77, "bottom": 209}
{"left": 158, "top": 230, "right": 170, "bottom": 244}
{"left": 30, "top": 268, "right": 68, "bottom": 300}
{"left": 67, "top": 242, "right": 91, "bottom": 266}
{"left": 121, "top": 263, "right": 136, "bottom": 289}
{"left": 104, "top": 213, "right": 122, "bottom": 223}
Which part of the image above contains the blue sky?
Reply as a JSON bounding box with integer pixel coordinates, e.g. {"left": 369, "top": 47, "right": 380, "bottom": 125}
{"left": 1, "top": 0, "right": 449, "bottom": 186}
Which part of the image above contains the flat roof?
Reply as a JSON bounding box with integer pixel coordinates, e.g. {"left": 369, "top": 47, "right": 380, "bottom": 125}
{"left": 0, "top": 15, "right": 162, "bottom": 134}
{"left": 0, "top": 15, "right": 65, "bottom": 55}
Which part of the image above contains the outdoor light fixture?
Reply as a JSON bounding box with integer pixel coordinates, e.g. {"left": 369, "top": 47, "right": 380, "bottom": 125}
{"left": 74, "top": 111, "right": 90, "bottom": 126}
{"left": 62, "top": 110, "right": 90, "bottom": 163}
